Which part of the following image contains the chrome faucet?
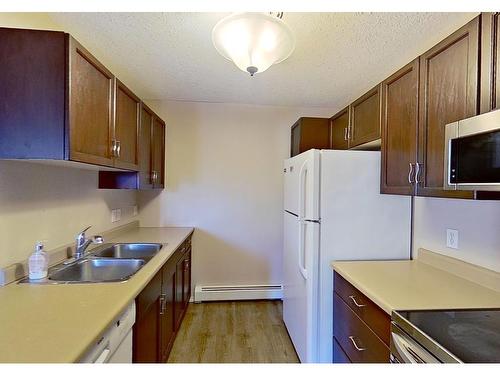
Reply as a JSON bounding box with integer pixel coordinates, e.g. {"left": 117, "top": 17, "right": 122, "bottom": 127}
{"left": 74, "top": 226, "right": 104, "bottom": 260}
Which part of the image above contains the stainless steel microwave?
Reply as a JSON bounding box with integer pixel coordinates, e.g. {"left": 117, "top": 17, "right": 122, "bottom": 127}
{"left": 444, "top": 109, "right": 500, "bottom": 191}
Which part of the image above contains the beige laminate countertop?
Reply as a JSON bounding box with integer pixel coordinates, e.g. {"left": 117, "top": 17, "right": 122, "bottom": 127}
{"left": 332, "top": 257, "right": 500, "bottom": 315}
{"left": 0, "top": 226, "right": 193, "bottom": 363}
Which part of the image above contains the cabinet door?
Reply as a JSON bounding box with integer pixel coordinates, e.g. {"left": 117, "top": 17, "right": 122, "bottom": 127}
{"left": 133, "top": 298, "right": 160, "bottom": 363}
{"left": 160, "top": 263, "right": 176, "bottom": 362}
{"left": 68, "top": 37, "right": 114, "bottom": 167}
{"left": 349, "top": 85, "right": 382, "bottom": 148}
{"left": 114, "top": 79, "right": 139, "bottom": 170}
{"left": 290, "top": 121, "right": 302, "bottom": 157}
{"left": 0, "top": 28, "right": 66, "bottom": 160}
{"left": 480, "top": 13, "right": 500, "bottom": 113}
{"left": 174, "top": 254, "right": 185, "bottom": 331}
{"left": 139, "top": 104, "right": 154, "bottom": 189}
{"left": 182, "top": 249, "right": 191, "bottom": 307}
{"left": 380, "top": 59, "right": 419, "bottom": 195}
{"left": 290, "top": 118, "right": 330, "bottom": 157}
{"left": 133, "top": 271, "right": 162, "bottom": 363}
{"left": 330, "top": 107, "right": 349, "bottom": 150}
{"left": 417, "top": 17, "right": 479, "bottom": 199}
{"left": 152, "top": 116, "right": 166, "bottom": 189}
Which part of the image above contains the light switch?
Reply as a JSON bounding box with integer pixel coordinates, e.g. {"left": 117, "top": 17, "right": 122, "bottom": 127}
{"left": 111, "top": 208, "right": 122, "bottom": 223}
{"left": 446, "top": 229, "right": 459, "bottom": 249}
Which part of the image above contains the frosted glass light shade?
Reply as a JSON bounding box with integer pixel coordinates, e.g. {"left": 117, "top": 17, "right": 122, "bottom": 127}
{"left": 212, "top": 13, "right": 295, "bottom": 76}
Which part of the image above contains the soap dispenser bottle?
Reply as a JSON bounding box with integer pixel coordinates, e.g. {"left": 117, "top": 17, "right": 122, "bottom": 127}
{"left": 28, "top": 241, "right": 49, "bottom": 280}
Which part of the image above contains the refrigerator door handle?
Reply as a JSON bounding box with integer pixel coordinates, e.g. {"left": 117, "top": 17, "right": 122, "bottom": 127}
{"left": 298, "top": 160, "right": 308, "bottom": 220}
{"left": 298, "top": 220, "right": 308, "bottom": 280}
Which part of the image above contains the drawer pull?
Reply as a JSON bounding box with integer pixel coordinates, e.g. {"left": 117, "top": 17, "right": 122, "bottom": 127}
{"left": 348, "top": 336, "right": 366, "bottom": 352}
{"left": 159, "top": 295, "right": 165, "bottom": 315}
{"left": 349, "top": 295, "right": 366, "bottom": 308}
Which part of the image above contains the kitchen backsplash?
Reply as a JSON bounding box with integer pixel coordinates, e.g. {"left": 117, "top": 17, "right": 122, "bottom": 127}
{"left": 0, "top": 161, "right": 138, "bottom": 268}
{"left": 413, "top": 196, "right": 500, "bottom": 272}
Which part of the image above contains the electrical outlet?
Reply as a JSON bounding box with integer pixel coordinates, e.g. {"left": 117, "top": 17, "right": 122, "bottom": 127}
{"left": 446, "top": 229, "right": 459, "bottom": 249}
{"left": 111, "top": 208, "right": 122, "bottom": 223}
{"left": 133, "top": 205, "right": 138, "bottom": 217}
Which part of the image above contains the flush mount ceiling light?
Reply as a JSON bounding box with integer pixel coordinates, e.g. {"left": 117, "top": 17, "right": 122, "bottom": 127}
{"left": 212, "top": 12, "right": 295, "bottom": 76}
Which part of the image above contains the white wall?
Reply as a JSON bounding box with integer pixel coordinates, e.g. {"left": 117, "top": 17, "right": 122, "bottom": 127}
{"left": 139, "top": 101, "right": 334, "bottom": 286}
{"left": 413, "top": 197, "right": 500, "bottom": 272}
{"left": 0, "top": 14, "right": 138, "bottom": 268}
{"left": 0, "top": 13, "right": 61, "bottom": 30}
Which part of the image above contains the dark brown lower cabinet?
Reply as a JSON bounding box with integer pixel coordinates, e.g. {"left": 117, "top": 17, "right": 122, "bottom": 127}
{"left": 174, "top": 255, "right": 185, "bottom": 331}
{"left": 333, "top": 272, "right": 390, "bottom": 363}
{"left": 133, "top": 235, "right": 192, "bottom": 363}
{"left": 333, "top": 338, "right": 351, "bottom": 363}
{"left": 174, "top": 245, "right": 192, "bottom": 331}
{"left": 160, "top": 262, "right": 176, "bottom": 363}
{"left": 133, "top": 271, "right": 162, "bottom": 363}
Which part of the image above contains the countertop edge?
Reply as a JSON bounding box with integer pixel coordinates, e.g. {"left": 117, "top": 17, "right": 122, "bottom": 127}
{"left": 332, "top": 262, "right": 394, "bottom": 315}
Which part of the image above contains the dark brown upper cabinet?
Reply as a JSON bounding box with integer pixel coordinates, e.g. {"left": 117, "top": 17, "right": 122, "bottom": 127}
{"left": 290, "top": 117, "right": 330, "bottom": 157}
{"left": 0, "top": 28, "right": 67, "bottom": 160}
{"left": 152, "top": 116, "right": 166, "bottom": 188}
{"left": 99, "top": 103, "right": 166, "bottom": 190}
{"left": 480, "top": 12, "right": 500, "bottom": 113}
{"left": 380, "top": 59, "right": 419, "bottom": 196}
{"left": 349, "top": 85, "right": 382, "bottom": 149}
{"left": 138, "top": 104, "right": 154, "bottom": 189}
{"left": 0, "top": 28, "right": 142, "bottom": 170}
{"left": 113, "top": 79, "right": 140, "bottom": 171}
{"left": 417, "top": 17, "right": 479, "bottom": 199}
{"left": 329, "top": 107, "right": 349, "bottom": 150}
{"left": 69, "top": 37, "right": 115, "bottom": 167}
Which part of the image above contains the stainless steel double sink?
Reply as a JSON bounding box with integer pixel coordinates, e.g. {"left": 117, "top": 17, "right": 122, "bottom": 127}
{"left": 22, "top": 243, "right": 163, "bottom": 284}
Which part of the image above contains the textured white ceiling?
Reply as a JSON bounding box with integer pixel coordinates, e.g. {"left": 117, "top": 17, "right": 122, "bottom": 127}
{"left": 48, "top": 12, "right": 477, "bottom": 109}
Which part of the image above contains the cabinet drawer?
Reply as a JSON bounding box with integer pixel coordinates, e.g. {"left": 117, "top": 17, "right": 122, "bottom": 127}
{"left": 334, "top": 273, "right": 390, "bottom": 345}
{"left": 333, "top": 337, "right": 351, "bottom": 363}
{"left": 333, "top": 293, "right": 389, "bottom": 363}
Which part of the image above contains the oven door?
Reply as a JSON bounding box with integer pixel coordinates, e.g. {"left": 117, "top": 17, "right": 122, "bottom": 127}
{"left": 390, "top": 323, "right": 440, "bottom": 364}
{"left": 444, "top": 109, "right": 500, "bottom": 191}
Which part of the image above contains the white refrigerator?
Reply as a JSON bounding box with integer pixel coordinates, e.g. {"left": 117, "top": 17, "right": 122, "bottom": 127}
{"left": 282, "top": 149, "right": 411, "bottom": 363}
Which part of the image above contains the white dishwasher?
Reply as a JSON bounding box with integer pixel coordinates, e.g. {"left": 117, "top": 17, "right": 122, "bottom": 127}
{"left": 79, "top": 302, "right": 135, "bottom": 363}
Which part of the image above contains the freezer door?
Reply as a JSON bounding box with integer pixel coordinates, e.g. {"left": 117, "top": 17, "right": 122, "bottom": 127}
{"left": 283, "top": 150, "right": 320, "bottom": 220}
{"left": 283, "top": 211, "right": 319, "bottom": 363}
{"left": 317, "top": 150, "right": 411, "bottom": 363}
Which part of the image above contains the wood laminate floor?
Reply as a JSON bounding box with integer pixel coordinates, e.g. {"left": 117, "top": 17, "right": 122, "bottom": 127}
{"left": 167, "top": 300, "right": 300, "bottom": 363}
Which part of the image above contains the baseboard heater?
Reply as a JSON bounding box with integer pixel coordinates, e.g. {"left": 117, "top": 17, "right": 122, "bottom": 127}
{"left": 194, "top": 284, "right": 283, "bottom": 302}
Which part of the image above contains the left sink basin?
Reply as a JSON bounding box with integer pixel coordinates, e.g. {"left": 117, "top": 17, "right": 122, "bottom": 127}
{"left": 47, "top": 258, "right": 145, "bottom": 283}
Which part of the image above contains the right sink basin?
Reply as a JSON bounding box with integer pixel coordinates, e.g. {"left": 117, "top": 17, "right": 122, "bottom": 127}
{"left": 48, "top": 258, "right": 145, "bottom": 283}
{"left": 91, "top": 243, "right": 163, "bottom": 260}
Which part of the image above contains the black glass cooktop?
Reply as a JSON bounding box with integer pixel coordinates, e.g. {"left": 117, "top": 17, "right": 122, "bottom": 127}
{"left": 399, "top": 309, "right": 500, "bottom": 363}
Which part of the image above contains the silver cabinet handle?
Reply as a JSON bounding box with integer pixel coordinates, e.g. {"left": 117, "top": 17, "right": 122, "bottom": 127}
{"left": 159, "top": 294, "right": 166, "bottom": 315}
{"left": 347, "top": 125, "right": 351, "bottom": 140}
{"left": 415, "top": 163, "right": 422, "bottom": 184}
{"left": 349, "top": 295, "right": 366, "bottom": 308}
{"left": 408, "top": 163, "right": 414, "bottom": 184}
{"left": 116, "top": 140, "right": 121, "bottom": 158}
{"left": 111, "top": 140, "right": 117, "bottom": 157}
{"left": 344, "top": 127, "right": 348, "bottom": 141}
{"left": 348, "top": 336, "right": 366, "bottom": 351}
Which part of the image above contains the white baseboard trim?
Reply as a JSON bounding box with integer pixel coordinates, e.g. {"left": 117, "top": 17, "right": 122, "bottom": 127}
{"left": 194, "top": 284, "right": 283, "bottom": 302}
